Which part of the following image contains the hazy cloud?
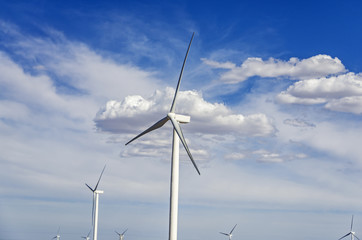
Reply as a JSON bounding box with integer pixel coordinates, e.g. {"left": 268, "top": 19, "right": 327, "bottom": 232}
{"left": 283, "top": 118, "right": 316, "bottom": 128}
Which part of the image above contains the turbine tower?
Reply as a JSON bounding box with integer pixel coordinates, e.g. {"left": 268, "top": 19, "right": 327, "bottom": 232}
{"left": 115, "top": 229, "right": 128, "bottom": 240}
{"left": 52, "top": 227, "right": 60, "bottom": 240}
{"left": 81, "top": 230, "right": 92, "bottom": 240}
{"left": 339, "top": 215, "right": 360, "bottom": 240}
{"left": 85, "top": 165, "right": 106, "bottom": 240}
{"left": 220, "top": 224, "right": 237, "bottom": 240}
{"left": 125, "top": 32, "right": 200, "bottom": 240}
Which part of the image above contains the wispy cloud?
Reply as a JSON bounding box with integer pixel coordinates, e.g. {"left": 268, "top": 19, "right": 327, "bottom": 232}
{"left": 0, "top": 21, "right": 163, "bottom": 199}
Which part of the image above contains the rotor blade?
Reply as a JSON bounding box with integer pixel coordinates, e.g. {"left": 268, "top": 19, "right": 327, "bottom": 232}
{"left": 122, "top": 229, "right": 128, "bottom": 235}
{"left": 169, "top": 116, "right": 200, "bottom": 175}
{"left": 94, "top": 165, "right": 106, "bottom": 191}
{"left": 353, "top": 233, "right": 360, "bottom": 240}
{"left": 170, "top": 32, "right": 194, "bottom": 113}
{"left": 125, "top": 117, "right": 169, "bottom": 145}
{"left": 85, "top": 183, "right": 94, "bottom": 192}
{"left": 338, "top": 233, "right": 351, "bottom": 240}
{"left": 115, "top": 231, "right": 121, "bottom": 236}
{"left": 220, "top": 232, "right": 229, "bottom": 236}
{"left": 351, "top": 215, "right": 354, "bottom": 231}
{"left": 87, "top": 230, "right": 91, "bottom": 238}
{"left": 230, "top": 224, "right": 237, "bottom": 234}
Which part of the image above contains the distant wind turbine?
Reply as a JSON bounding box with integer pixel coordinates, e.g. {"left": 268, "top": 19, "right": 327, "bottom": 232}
{"left": 52, "top": 227, "right": 60, "bottom": 240}
{"left": 339, "top": 215, "right": 360, "bottom": 240}
{"left": 220, "top": 224, "right": 237, "bottom": 240}
{"left": 115, "top": 229, "right": 128, "bottom": 240}
{"left": 81, "top": 230, "right": 92, "bottom": 240}
{"left": 85, "top": 165, "right": 106, "bottom": 240}
{"left": 125, "top": 32, "right": 200, "bottom": 240}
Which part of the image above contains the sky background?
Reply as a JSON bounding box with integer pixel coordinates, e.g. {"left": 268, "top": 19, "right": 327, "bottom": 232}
{"left": 1, "top": 1, "right": 362, "bottom": 240}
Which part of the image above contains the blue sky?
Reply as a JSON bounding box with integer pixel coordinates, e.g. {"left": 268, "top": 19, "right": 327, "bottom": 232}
{"left": 1, "top": 1, "right": 362, "bottom": 240}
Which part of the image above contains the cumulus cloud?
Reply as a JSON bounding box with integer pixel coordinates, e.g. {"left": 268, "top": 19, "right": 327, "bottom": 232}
{"left": 325, "top": 96, "right": 362, "bottom": 114}
{"left": 95, "top": 87, "right": 275, "bottom": 137}
{"left": 202, "top": 55, "right": 346, "bottom": 83}
{"left": 277, "top": 73, "right": 362, "bottom": 114}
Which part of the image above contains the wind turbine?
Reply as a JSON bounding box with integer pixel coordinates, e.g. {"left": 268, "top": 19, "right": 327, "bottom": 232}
{"left": 220, "top": 224, "right": 237, "bottom": 240}
{"left": 85, "top": 165, "right": 106, "bottom": 240}
{"left": 339, "top": 215, "right": 360, "bottom": 240}
{"left": 52, "top": 227, "right": 60, "bottom": 240}
{"left": 115, "top": 229, "right": 128, "bottom": 240}
{"left": 81, "top": 230, "right": 92, "bottom": 240}
{"left": 125, "top": 32, "right": 200, "bottom": 240}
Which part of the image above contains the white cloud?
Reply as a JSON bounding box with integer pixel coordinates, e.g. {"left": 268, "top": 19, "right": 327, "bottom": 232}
{"left": 95, "top": 87, "right": 275, "bottom": 137}
{"left": 277, "top": 91, "right": 327, "bottom": 105}
{"left": 325, "top": 96, "right": 362, "bottom": 114}
{"left": 203, "top": 54, "right": 346, "bottom": 83}
{"left": 277, "top": 72, "right": 362, "bottom": 114}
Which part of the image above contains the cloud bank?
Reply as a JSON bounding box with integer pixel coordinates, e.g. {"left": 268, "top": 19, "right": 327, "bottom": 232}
{"left": 202, "top": 55, "right": 346, "bottom": 83}
{"left": 277, "top": 73, "right": 362, "bottom": 114}
{"left": 203, "top": 53, "right": 362, "bottom": 115}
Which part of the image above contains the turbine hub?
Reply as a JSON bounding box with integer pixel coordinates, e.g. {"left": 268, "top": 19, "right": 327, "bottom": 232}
{"left": 168, "top": 113, "right": 190, "bottom": 123}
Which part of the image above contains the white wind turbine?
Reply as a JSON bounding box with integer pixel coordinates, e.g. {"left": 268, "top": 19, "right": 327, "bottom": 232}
{"left": 52, "top": 227, "right": 60, "bottom": 240}
{"left": 339, "top": 215, "right": 360, "bottom": 240}
{"left": 220, "top": 224, "right": 237, "bottom": 240}
{"left": 85, "top": 165, "right": 106, "bottom": 240}
{"left": 125, "top": 32, "right": 200, "bottom": 240}
{"left": 81, "top": 230, "right": 92, "bottom": 240}
{"left": 115, "top": 229, "right": 128, "bottom": 240}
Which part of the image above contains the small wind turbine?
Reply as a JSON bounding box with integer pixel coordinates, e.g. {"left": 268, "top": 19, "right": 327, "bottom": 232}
{"left": 115, "top": 229, "right": 128, "bottom": 240}
{"left": 81, "top": 230, "right": 92, "bottom": 240}
{"left": 52, "top": 227, "right": 60, "bottom": 240}
{"left": 85, "top": 165, "right": 106, "bottom": 240}
{"left": 125, "top": 32, "right": 200, "bottom": 240}
{"left": 220, "top": 224, "right": 237, "bottom": 240}
{"left": 339, "top": 215, "right": 360, "bottom": 240}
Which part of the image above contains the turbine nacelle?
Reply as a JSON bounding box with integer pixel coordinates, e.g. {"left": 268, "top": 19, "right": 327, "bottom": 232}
{"left": 115, "top": 229, "right": 128, "bottom": 240}
{"left": 85, "top": 165, "right": 106, "bottom": 240}
{"left": 338, "top": 215, "right": 360, "bottom": 240}
{"left": 220, "top": 224, "right": 237, "bottom": 240}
